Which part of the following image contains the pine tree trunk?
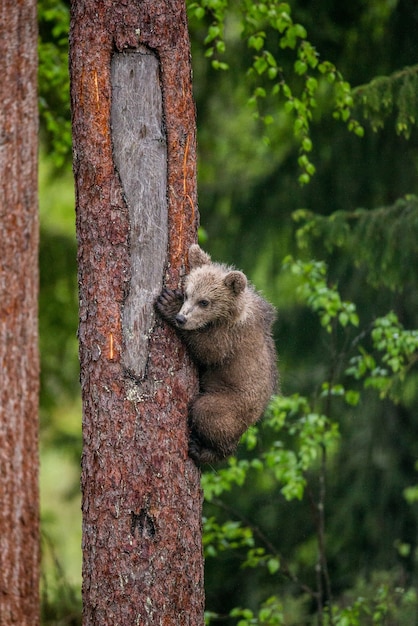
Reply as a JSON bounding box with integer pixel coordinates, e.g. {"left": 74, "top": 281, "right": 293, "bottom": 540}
{"left": 0, "top": 2, "right": 40, "bottom": 624}
{"left": 69, "top": 1, "right": 204, "bottom": 624}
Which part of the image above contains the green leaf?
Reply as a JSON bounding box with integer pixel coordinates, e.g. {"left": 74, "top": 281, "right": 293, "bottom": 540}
{"left": 345, "top": 390, "right": 360, "bottom": 406}
{"left": 294, "top": 60, "right": 307, "bottom": 75}
{"left": 194, "top": 6, "right": 205, "bottom": 19}
{"left": 248, "top": 34, "right": 265, "bottom": 51}
{"left": 267, "top": 557, "right": 280, "bottom": 574}
{"left": 204, "top": 24, "right": 221, "bottom": 44}
{"left": 253, "top": 56, "right": 268, "bottom": 75}
{"left": 268, "top": 66, "right": 278, "bottom": 80}
{"left": 302, "top": 137, "right": 313, "bottom": 152}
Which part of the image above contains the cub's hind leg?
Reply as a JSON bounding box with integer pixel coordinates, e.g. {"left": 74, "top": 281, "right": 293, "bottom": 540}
{"left": 188, "top": 392, "right": 245, "bottom": 464}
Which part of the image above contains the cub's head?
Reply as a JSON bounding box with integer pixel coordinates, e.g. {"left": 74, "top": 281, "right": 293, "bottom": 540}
{"left": 175, "top": 244, "right": 247, "bottom": 330}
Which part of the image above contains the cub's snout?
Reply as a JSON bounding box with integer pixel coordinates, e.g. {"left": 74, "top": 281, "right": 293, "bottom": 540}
{"left": 175, "top": 314, "right": 187, "bottom": 326}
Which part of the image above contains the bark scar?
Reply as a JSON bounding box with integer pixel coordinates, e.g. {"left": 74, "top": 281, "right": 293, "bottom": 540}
{"left": 130, "top": 508, "right": 156, "bottom": 540}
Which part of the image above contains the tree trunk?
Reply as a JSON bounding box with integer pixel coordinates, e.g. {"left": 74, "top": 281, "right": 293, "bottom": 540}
{"left": 69, "top": 1, "right": 204, "bottom": 624}
{"left": 0, "top": 2, "right": 40, "bottom": 624}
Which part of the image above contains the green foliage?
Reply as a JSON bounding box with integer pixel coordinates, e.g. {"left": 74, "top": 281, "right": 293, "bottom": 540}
{"left": 38, "top": 1, "right": 418, "bottom": 624}
{"left": 187, "top": 0, "right": 363, "bottom": 183}
{"left": 283, "top": 257, "right": 359, "bottom": 332}
{"left": 293, "top": 196, "right": 418, "bottom": 290}
{"left": 202, "top": 387, "right": 341, "bottom": 506}
{"left": 41, "top": 530, "right": 82, "bottom": 626}
{"left": 263, "top": 397, "right": 340, "bottom": 501}
{"left": 38, "top": 151, "right": 80, "bottom": 623}
{"left": 206, "top": 595, "right": 286, "bottom": 625}
{"left": 354, "top": 65, "right": 418, "bottom": 138}
{"left": 347, "top": 312, "right": 418, "bottom": 400}
{"left": 202, "top": 457, "right": 257, "bottom": 501}
{"left": 325, "top": 571, "right": 418, "bottom": 626}
{"left": 404, "top": 460, "right": 418, "bottom": 508}
{"left": 202, "top": 258, "right": 418, "bottom": 624}
{"left": 38, "top": 0, "right": 72, "bottom": 168}
{"left": 404, "top": 486, "right": 418, "bottom": 505}
{"left": 203, "top": 516, "right": 254, "bottom": 557}
{"left": 229, "top": 596, "right": 285, "bottom": 625}
{"left": 38, "top": 155, "right": 79, "bottom": 423}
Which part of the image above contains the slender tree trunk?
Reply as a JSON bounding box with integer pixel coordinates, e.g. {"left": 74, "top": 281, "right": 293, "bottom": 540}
{"left": 69, "top": 1, "right": 204, "bottom": 624}
{"left": 0, "top": 2, "right": 40, "bottom": 624}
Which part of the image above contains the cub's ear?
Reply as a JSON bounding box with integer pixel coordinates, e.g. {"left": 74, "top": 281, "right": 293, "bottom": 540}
{"left": 188, "top": 244, "right": 211, "bottom": 268}
{"left": 224, "top": 271, "right": 247, "bottom": 295}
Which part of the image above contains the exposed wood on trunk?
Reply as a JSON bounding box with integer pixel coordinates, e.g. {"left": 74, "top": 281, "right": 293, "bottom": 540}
{"left": 0, "top": 1, "right": 40, "bottom": 624}
{"left": 69, "top": 1, "right": 204, "bottom": 624}
{"left": 111, "top": 48, "right": 168, "bottom": 379}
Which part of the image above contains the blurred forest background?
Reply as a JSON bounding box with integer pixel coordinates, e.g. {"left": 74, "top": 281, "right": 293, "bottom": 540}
{"left": 39, "top": 0, "right": 418, "bottom": 624}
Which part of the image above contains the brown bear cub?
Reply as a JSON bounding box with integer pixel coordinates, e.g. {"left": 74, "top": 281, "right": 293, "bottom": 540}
{"left": 155, "top": 244, "right": 278, "bottom": 465}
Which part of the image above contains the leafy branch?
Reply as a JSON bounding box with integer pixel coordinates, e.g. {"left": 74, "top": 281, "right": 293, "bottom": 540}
{"left": 347, "top": 311, "right": 418, "bottom": 401}
{"left": 202, "top": 256, "right": 418, "bottom": 624}
{"left": 354, "top": 64, "right": 418, "bottom": 138}
{"left": 292, "top": 196, "right": 418, "bottom": 290}
{"left": 187, "top": 0, "right": 363, "bottom": 183}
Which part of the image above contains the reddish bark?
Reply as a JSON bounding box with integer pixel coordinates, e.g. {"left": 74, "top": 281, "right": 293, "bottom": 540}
{"left": 69, "top": 1, "right": 204, "bottom": 624}
{"left": 0, "top": 1, "right": 40, "bottom": 624}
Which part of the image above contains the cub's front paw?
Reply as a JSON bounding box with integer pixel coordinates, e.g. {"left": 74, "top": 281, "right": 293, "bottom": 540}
{"left": 155, "top": 287, "right": 184, "bottom": 322}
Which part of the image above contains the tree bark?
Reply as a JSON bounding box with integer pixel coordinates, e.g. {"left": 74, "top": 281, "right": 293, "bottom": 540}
{"left": 0, "top": 2, "right": 40, "bottom": 624}
{"left": 69, "top": 1, "right": 204, "bottom": 624}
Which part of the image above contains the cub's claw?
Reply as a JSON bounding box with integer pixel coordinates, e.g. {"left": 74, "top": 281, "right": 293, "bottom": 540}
{"left": 188, "top": 434, "right": 223, "bottom": 466}
{"left": 155, "top": 288, "right": 184, "bottom": 321}
{"left": 188, "top": 435, "right": 203, "bottom": 464}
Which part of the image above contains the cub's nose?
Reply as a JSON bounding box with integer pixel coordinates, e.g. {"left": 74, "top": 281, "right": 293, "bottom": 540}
{"left": 175, "top": 314, "right": 187, "bottom": 326}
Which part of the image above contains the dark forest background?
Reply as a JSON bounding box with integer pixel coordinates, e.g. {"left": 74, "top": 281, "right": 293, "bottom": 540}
{"left": 39, "top": 1, "right": 418, "bottom": 623}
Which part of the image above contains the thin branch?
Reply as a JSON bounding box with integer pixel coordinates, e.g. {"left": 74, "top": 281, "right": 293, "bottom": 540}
{"left": 211, "top": 497, "right": 318, "bottom": 600}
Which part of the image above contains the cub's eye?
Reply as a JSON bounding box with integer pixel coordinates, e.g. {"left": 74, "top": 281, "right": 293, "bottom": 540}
{"left": 198, "top": 299, "right": 210, "bottom": 308}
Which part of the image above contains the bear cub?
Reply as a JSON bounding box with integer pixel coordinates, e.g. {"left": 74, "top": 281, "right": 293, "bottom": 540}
{"left": 155, "top": 244, "right": 278, "bottom": 465}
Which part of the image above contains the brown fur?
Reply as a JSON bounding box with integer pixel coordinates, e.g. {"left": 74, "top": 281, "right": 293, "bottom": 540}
{"left": 155, "top": 244, "right": 278, "bottom": 464}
